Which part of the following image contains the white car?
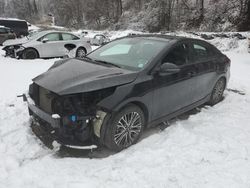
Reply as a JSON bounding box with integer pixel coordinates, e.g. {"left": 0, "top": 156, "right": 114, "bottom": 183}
{"left": 2, "top": 30, "right": 92, "bottom": 59}
{"left": 91, "top": 34, "right": 110, "bottom": 46}
{"left": 248, "top": 38, "right": 250, "bottom": 53}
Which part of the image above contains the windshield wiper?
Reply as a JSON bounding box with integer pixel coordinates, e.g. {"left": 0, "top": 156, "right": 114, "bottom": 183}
{"left": 80, "top": 57, "right": 121, "bottom": 68}
{"left": 94, "top": 60, "right": 121, "bottom": 68}
{"left": 81, "top": 56, "right": 93, "bottom": 61}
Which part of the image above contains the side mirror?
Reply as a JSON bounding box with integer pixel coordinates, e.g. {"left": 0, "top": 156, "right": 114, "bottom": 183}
{"left": 41, "top": 38, "right": 49, "bottom": 43}
{"left": 159, "top": 62, "right": 180, "bottom": 75}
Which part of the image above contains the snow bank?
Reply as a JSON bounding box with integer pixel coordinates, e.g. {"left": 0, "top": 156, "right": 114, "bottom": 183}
{"left": 0, "top": 32, "right": 250, "bottom": 188}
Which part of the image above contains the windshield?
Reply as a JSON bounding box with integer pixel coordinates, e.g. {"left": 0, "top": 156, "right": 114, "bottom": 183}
{"left": 87, "top": 38, "right": 168, "bottom": 71}
{"left": 27, "top": 30, "right": 41, "bottom": 39}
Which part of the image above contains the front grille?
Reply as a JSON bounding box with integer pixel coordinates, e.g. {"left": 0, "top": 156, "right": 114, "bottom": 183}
{"left": 29, "top": 83, "right": 54, "bottom": 114}
{"left": 39, "top": 86, "right": 53, "bottom": 114}
{"left": 29, "top": 83, "right": 39, "bottom": 105}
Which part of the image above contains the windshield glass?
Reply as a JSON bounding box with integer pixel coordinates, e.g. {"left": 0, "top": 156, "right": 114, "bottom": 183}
{"left": 27, "top": 30, "right": 41, "bottom": 39}
{"left": 87, "top": 38, "right": 168, "bottom": 71}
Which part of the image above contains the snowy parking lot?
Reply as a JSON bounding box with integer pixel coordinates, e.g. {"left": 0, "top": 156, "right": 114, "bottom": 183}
{"left": 1, "top": 33, "right": 250, "bottom": 188}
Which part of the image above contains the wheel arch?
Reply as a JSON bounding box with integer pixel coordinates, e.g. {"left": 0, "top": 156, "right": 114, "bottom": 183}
{"left": 114, "top": 100, "right": 149, "bottom": 126}
{"left": 128, "top": 101, "right": 149, "bottom": 126}
{"left": 22, "top": 47, "right": 40, "bottom": 58}
{"left": 216, "top": 75, "right": 227, "bottom": 89}
{"left": 99, "top": 100, "right": 150, "bottom": 146}
{"left": 76, "top": 46, "right": 87, "bottom": 53}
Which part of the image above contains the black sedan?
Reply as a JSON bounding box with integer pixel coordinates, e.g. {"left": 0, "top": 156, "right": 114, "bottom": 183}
{"left": 25, "top": 35, "right": 230, "bottom": 151}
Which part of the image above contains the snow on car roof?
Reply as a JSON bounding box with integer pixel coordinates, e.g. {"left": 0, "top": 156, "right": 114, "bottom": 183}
{"left": 28, "top": 30, "right": 77, "bottom": 39}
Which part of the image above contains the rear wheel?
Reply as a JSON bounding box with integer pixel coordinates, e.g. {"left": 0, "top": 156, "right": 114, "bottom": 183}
{"left": 104, "top": 105, "right": 145, "bottom": 151}
{"left": 76, "top": 47, "right": 86, "bottom": 59}
{"left": 208, "top": 78, "right": 226, "bottom": 105}
{"left": 22, "top": 48, "right": 39, "bottom": 59}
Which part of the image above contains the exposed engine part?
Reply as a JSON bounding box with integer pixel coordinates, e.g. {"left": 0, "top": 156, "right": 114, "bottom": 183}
{"left": 93, "top": 111, "right": 107, "bottom": 138}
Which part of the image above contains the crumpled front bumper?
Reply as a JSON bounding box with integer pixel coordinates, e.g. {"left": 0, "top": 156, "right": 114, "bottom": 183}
{"left": 3, "top": 46, "right": 25, "bottom": 58}
{"left": 27, "top": 95, "right": 61, "bottom": 128}
{"left": 23, "top": 94, "right": 97, "bottom": 150}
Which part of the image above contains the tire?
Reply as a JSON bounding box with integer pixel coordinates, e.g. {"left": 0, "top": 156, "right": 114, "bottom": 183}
{"left": 208, "top": 78, "right": 226, "bottom": 105}
{"left": 22, "top": 48, "right": 39, "bottom": 59}
{"left": 104, "top": 105, "right": 145, "bottom": 151}
{"left": 76, "top": 47, "right": 86, "bottom": 59}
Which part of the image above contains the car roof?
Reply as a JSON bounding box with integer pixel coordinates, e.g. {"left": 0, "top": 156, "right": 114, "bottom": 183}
{"left": 31, "top": 30, "right": 78, "bottom": 38}
{"left": 123, "top": 34, "right": 215, "bottom": 46}
{"left": 0, "top": 25, "right": 9, "bottom": 29}
{"left": 36, "top": 30, "right": 77, "bottom": 36}
{"left": 124, "top": 34, "right": 186, "bottom": 42}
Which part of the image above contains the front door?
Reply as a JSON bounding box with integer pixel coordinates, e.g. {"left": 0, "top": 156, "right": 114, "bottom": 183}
{"left": 38, "top": 32, "right": 62, "bottom": 58}
{"left": 151, "top": 42, "right": 198, "bottom": 121}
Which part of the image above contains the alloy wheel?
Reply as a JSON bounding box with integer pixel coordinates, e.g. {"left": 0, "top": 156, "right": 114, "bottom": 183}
{"left": 114, "top": 112, "right": 142, "bottom": 148}
{"left": 212, "top": 79, "right": 225, "bottom": 103}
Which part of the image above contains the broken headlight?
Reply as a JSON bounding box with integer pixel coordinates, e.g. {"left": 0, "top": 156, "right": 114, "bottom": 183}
{"left": 15, "top": 45, "right": 25, "bottom": 53}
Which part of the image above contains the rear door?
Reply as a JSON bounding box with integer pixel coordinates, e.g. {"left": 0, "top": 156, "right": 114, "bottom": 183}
{"left": 60, "top": 33, "right": 81, "bottom": 55}
{"left": 189, "top": 40, "right": 218, "bottom": 100}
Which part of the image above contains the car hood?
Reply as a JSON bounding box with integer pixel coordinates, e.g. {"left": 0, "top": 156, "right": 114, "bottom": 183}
{"left": 33, "top": 58, "right": 138, "bottom": 95}
{"left": 3, "top": 37, "right": 29, "bottom": 46}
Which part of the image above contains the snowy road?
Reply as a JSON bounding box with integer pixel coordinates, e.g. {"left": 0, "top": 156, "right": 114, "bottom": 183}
{"left": 1, "top": 42, "right": 250, "bottom": 187}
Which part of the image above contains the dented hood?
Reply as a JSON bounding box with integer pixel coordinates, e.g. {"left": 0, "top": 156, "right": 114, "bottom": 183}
{"left": 33, "top": 58, "right": 138, "bottom": 95}
{"left": 3, "top": 37, "right": 29, "bottom": 46}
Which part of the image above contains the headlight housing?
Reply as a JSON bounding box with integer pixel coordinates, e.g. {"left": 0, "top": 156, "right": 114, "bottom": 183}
{"left": 15, "top": 45, "right": 25, "bottom": 53}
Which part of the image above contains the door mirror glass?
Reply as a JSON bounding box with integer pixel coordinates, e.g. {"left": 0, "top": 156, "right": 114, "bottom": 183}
{"left": 159, "top": 62, "right": 180, "bottom": 75}
{"left": 41, "top": 38, "right": 49, "bottom": 43}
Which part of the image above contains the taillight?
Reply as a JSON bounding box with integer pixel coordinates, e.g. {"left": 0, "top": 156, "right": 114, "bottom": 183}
{"left": 224, "top": 55, "right": 231, "bottom": 66}
{"left": 226, "top": 57, "right": 231, "bottom": 66}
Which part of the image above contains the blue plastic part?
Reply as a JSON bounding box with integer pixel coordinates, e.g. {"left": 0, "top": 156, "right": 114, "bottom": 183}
{"left": 70, "top": 115, "right": 77, "bottom": 122}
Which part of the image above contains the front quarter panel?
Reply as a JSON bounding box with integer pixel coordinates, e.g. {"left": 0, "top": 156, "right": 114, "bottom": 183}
{"left": 23, "top": 40, "right": 42, "bottom": 56}
{"left": 97, "top": 73, "right": 154, "bottom": 121}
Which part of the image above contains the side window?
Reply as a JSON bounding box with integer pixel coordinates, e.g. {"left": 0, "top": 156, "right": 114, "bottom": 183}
{"left": 163, "top": 44, "right": 188, "bottom": 66}
{"left": 62, "top": 33, "right": 79, "bottom": 41}
{"left": 42, "top": 33, "right": 60, "bottom": 41}
{"left": 192, "top": 43, "right": 209, "bottom": 59}
{"left": 0, "top": 28, "right": 8, "bottom": 34}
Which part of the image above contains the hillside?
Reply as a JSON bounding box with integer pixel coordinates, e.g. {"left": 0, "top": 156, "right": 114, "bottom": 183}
{"left": 0, "top": 0, "right": 250, "bottom": 32}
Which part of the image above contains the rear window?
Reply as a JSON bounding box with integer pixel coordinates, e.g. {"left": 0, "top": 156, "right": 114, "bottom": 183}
{"left": 62, "top": 33, "right": 79, "bottom": 40}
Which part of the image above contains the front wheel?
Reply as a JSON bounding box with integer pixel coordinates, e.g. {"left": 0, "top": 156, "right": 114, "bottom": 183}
{"left": 104, "top": 105, "right": 145, "bottom": 151}
{"left": 208, "top": 78, "right": 226, "bottom": 105}
{"left": 22, "top": 48, "right": 39, "bottom": 59}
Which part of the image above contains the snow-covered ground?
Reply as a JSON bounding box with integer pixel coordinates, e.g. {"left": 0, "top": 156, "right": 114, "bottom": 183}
{"left": 0, "top": 32, "right": 250, "bottom": 188}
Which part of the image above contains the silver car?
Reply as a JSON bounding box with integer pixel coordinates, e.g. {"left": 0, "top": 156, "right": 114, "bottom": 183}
{"left": 91, "top": 34, "right": 110, "bottom": 46}
{"left": 2, "top": 30, "right": 92, "bottom": 59}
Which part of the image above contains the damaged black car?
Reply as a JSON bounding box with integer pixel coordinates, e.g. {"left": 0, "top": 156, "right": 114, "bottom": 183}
{"left": 25, "top": 35, "right": 230, "bottom": 151}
